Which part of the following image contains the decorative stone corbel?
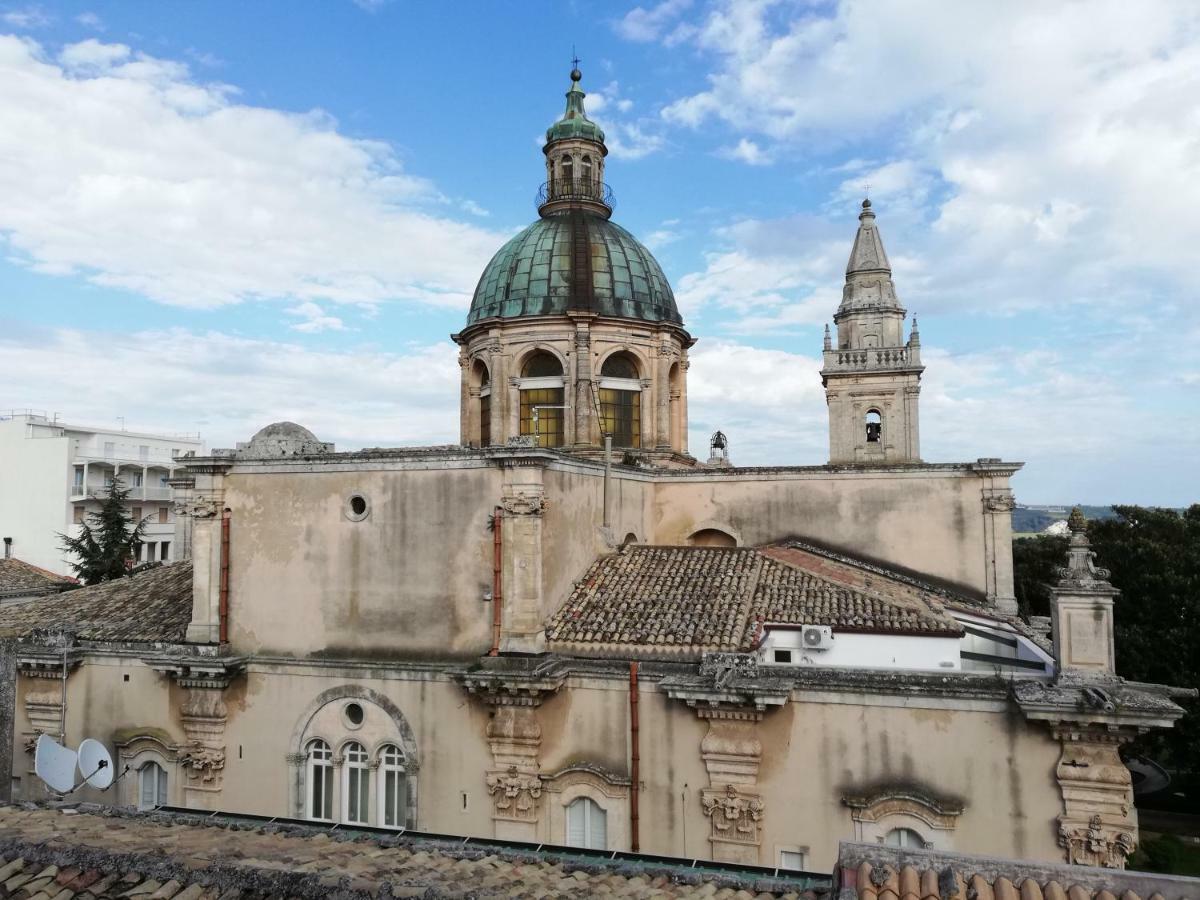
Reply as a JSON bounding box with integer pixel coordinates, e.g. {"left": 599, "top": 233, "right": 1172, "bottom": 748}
{"left": 456, "top": 665, "right": 565, "bottom": 841}
{"left": 144, "top": 655, "right": 244, "bottom": 800}
{"left": 661, "top": 653, "right": 790, "bottom": 865}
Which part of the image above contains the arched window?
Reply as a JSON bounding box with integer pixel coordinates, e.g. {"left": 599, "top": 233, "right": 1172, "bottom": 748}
{"left": 581, "top": 155, "right": 593, "bottom": 188}
{"left": 884, "top": 827, "right": 927, "bottom": 849}
{"left": 560, "top": 154, "right": 573, "bottom": 189}
{"left": 523, "top": 352, "right": 563, "bottom": 377}
{"left": 599, "top": 353, "right": 641, "bottom": 448}
{"left": 306, "top": 739, "right": 333, "bottom": 821}
{"left": 478, "top": 364, "right": 491, "bottom": 447}
{"left": 138, "top": 762, "right": 167, "bottom": 811}
{"left": 865, "top": 409, "right": 882, "bottom": 443}
{"left": 566, "top": 797, "right": 607, "bottom": 849}
{"left": 520, "top": 352, "right": 565, "bottom": 448}
{"left": 688, "top": 528, "right": 737, "bottom": 548}
{"left": 342, "top": 741, "right": 370, "bottom": 824}
{"left": 378, "top": 744, "right": 407, "bottom": 828}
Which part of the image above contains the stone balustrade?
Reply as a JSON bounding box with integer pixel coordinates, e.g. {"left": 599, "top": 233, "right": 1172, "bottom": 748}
{"left": 822, "top": 346, "right": 920, "bottom": 372}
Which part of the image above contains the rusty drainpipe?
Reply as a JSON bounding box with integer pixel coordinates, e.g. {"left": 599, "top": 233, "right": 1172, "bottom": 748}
{"left": 489, "top": 505, "right": 502, "bottom": 656}
{"left": 218, "top": 508, "right": 231, "bottom": 644}
{"left": 629, "top": 660, "right": 640, "bottom": 852}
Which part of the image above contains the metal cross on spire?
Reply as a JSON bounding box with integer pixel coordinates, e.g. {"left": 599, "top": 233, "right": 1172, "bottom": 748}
{"left": 572, "top": 46, "right": 581, "bottom": 70}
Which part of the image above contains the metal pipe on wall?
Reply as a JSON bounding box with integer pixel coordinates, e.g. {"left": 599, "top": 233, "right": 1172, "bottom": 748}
{"left": 218, "top": 508, "right": 231, "bottom": 644}
{"left": 629, "top": 660, "right": 640, "bottom": 852}
{"left": 489, "top": 505, "right": 503, "bottom": 656}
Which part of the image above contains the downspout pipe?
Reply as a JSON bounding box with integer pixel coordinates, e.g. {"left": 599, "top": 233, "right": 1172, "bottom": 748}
{"left": 218, "top": 508, "right": 231, "bottom": 644}
{"left": 629, "top": 660, "right": 640, "bottom": 852}
{"left": 489, "top": 505, "right": 503, "bottom": 657}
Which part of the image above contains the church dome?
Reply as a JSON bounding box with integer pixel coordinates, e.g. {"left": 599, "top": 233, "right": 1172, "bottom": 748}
{"left": 466, "top": 211, "right": 682, "bottom": 326}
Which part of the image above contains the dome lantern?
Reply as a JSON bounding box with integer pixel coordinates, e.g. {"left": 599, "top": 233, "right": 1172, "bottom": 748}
{"left": 539, "top": 66, "right": 612, "bottom": 218}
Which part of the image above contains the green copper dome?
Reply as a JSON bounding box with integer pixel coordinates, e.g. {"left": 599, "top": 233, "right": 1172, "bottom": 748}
{"left": 545, "top": 69, "right": 606, "bottom": 146}
{"left": 467, "top": 211, "right": 682, "bottom": 326}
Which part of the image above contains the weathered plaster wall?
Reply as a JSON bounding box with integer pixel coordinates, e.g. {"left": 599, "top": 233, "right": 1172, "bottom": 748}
{"left": 223, "top": 465, "right": 502, "bottom": 658}
{"left": 650, "top": 469, "right": 993, "bottom": 596}
{"left": 12, "top": 661, "right": 1062, "bottom": 874}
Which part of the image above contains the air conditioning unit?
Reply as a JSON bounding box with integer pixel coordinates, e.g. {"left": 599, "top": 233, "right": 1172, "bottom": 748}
{"left": 801, "top": 626, "right": 833, "bottom": 651}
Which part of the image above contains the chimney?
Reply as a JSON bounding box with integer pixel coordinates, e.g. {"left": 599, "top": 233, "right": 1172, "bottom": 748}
{"left": 3, "top": 537, "right": 11, "bottom": 559}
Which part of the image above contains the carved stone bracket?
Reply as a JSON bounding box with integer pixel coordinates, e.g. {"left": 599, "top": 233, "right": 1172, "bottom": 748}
{"left": 144, "top": 655, "right": 245, "bottom": 795}
{"left": 1059, "top": 814, "right": 1136, "bottom": 869}
{"left": 701, "top": 784, "right": 764, "bottom": 846}
{"left": 487, "top": 765, "right": 543, "bottom": 822}
{"left": 500, "top": 488, "right": 546, "bottom": 517}
{"left": 457, "top": 669, "right": 565, "bottom": 708}
{"left": 983, "top": 490, "right": 1016, "bottom": 513}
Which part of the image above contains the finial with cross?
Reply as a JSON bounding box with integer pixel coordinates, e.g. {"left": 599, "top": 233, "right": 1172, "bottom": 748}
{"left": 572, "top": 46, "right": 581, "bottom": 70}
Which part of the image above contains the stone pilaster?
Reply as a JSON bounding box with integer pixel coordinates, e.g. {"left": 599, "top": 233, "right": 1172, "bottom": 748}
{"left": 499, "top": 465, "right": 548, "bottom": 653}
{"left": 1054, "top": 725, "right": 1137, "bottom": 868}
{"left": 146, "top": 656, "right": 244, "bottom": 807}
{"left": 178, "top": 460, "right": 232, "bottom": 645}
{"left": 17, "top": 650, "right": 80, "bottom": 767}
{"left": 458, "top": 347, "right": 471, "bottom": 445}
{"left": 655, "top": 341, "right": 675, "bottom": 451}
{"left": 572, "top": 319, "right": 593, "bottom": 448}
{"left": 698, "top": 707, "right": 765, "bottom": 864}
{"left": 458, "top": 666, "right": 565, "bottom": 842}
{"left": 970, "top": 460, "right": 1021, "bottom": 615}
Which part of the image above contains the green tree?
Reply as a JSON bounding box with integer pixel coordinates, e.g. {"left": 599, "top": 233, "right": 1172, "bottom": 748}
{"left": 58, "top": 478, "right": 148, "bottom": 584}
{"left": 1012, "top": 506, "right": 1200, "bottom": 772}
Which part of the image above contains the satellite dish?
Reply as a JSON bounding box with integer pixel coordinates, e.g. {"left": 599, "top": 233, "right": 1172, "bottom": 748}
{"left": 34, "top": 734, "right": 77, "bottom": 793}
{"left": 77, "top": 738, "right": 114, "bottom": 789}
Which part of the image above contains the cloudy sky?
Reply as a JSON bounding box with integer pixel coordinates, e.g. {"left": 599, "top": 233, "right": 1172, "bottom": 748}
{"left": 1, "top": 0, "right": 1197, "bottom": 505}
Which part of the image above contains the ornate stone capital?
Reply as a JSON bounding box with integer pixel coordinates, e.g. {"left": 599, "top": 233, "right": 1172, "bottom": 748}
{"left": 701, "top": 784, "right": 764, "bottom": 846}
{"left": 178, "top": 744, "right": 226, "bottom": 786}
{"left": 500, "top": 488, "right": 546, "bottom": 517}
{"left": 983, "top": 490, "right": 1016, "bottom": 513}
{"left": 487, "top": 766, "right": 543, "bottom": 822}
{"left": 1059, "top": 814, "right": 1136, "bottom": 869}
{"left": 285, "top": 752, "right": 307, "bottom": 766}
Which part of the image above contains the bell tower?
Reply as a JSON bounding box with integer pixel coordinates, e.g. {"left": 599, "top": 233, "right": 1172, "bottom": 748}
{"left": 821, "top": 200, "right": 923, "bottom": 464}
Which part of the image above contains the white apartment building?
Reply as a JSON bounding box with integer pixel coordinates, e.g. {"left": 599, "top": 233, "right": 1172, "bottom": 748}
{"left": 0, "top": 411, "right": 204, "bottom": 576}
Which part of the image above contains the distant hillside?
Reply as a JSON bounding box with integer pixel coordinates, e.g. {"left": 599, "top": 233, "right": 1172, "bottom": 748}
{"left": 1013, "top": 505, "right": 1118, "bottom": 534}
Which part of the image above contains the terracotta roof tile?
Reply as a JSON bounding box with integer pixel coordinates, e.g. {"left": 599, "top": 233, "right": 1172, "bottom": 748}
{"left": 0, "top": 805, "right": 828, "bottom": 899}
{"left": 547, "top": 544, "right": 962, "bottom": 656}
{"left": 0, "top": 562, "right": 192, "bottom": 643}
{"left": 835, "top": 842, "right": 1199, "bottom": 900}
{"left": 0, "top": 559, "right": 74, "bottom": 598}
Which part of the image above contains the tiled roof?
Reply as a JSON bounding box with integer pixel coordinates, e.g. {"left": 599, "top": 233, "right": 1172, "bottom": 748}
{"left": 0, "top": 558, "right": 73, "bottom": 598}
{"left": 0, "top": 804, "right": 827, "bottom": 899}
{"left": 0, "top": 561, "right": 192, "bottom": 643}
{"left": 834, "top": 841, "right": 1199, "bottom": 900}
{"left": 547, "top": 544, "right": 963, "bottom": 656}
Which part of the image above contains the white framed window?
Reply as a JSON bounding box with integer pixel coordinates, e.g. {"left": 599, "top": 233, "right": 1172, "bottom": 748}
{"left": 885, "top": 827, "right": 927, "bottom": 849}
{"left": 306, "top": 739, "right": 333, "bottom": 821}
{"left": 378, "top": 744, "right": 407, "bottom": 828}
{"left": 566, "top": 796, "right": 607, "bottom": 850}
{"left": 138, "top": 762, "right": 167, "bottom": 810}
{"left": 342, "top": 741, "right": 370, "bottom": 825}
{"left": 779, "top": 849, "right": 807, "bottom": 871}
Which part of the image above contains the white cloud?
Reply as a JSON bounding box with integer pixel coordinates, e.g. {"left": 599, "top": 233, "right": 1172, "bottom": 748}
{"left": 643, "top": 228, "right": 681, "bottom": 250}
{"left": 585, "top": 81, "right": 665, "bottom": 160}
{"left": 58, "top": 38, "right": 129, "bottom": 70}
{"left": 2, "top": 5, "right": 50, "bottom": 28}
{"left": 74, "top": 11, "right": 103, "bottom": 30}
{"left": 614, "top": 0, "right": 693, "bottom": 42}
{"left": 0, "top": 325, "right": 460, "bottom": 450}
{"left": 0, "top": 36, "right": 504, "bottom": 310}
{"left": 719, "top": 137, "right": 771, "bottom": 166}
{"left": 661, "top": 0, "right": 1200, "bottom": 315}
{"left": 286, "top": 301, "right": 347, "bottom": 333}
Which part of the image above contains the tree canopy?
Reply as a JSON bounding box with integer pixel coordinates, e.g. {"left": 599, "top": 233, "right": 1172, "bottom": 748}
{"left": 1013, "top": 505, "right": 1200, "bottom": 772}
{"left": 58, "top": 478, "right": 148, "bottom": 585}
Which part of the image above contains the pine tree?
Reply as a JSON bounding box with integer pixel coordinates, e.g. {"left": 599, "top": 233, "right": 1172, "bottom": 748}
{"left": 59, "top": 478, "right": 149, "bottom": 584}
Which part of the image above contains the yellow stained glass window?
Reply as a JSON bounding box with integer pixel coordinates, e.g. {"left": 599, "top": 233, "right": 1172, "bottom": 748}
{"left": 599, "top": 388, "right": 640, "bottom": 448}
{"left": 520, "top": 388, "right": 564, "bottom": 447}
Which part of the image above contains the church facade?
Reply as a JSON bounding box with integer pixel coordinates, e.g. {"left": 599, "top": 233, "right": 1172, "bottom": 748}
{"left": 2, "top": 68, "right": 1189, "bottom": 875}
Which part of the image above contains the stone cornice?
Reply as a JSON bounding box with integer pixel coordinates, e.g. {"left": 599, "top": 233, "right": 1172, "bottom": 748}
{"left": 1013, "top": 674, "right": 1189, "bottom": 732}
{"left": 143, "top": 654, "right": 247, "bottom": 690}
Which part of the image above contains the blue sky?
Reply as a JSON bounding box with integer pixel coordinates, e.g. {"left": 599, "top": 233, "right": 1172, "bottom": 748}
{"left": 0, "top": 0, "right": 1197, "bottom": 505}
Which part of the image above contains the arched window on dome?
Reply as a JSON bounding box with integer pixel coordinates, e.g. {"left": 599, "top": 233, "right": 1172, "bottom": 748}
{"left": 520, "top": 352, "right": 565, "bottom": 448}
{"left": 475, "top": 361, "right": 492, "bottom": 447}
{"left": 599, "top": 352, "right": 641, "bottom": 449}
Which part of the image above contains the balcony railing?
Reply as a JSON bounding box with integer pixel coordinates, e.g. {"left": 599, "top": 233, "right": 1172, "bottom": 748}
{"left": 822, "top": 346, "right": 921, "bottom": 372}
{"left": 536, "top": 179, "right": 615, "bottom": 213}
{"left": 73, "top": 452, "right": 179, "bottom": 466}
{"left": 70, "top": 484, "right": 173, "bottom": 501}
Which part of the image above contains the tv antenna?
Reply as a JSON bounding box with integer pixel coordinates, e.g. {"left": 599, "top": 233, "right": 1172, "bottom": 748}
{"left": 34, "top": 734, "right": 125, "bottom": 795}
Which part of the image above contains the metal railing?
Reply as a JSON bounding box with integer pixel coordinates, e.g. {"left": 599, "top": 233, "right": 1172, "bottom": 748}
{"left": 70, "top": 484, "right": 173, "bottom": 501}
{"left": 536, "top": 179, "right": 615, "bottom": 212}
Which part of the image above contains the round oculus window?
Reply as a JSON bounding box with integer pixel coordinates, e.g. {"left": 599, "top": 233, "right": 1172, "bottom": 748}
{"left": 344, "top": 493, "right": 370, "bottom": 521}
{"left": 343, "top": 702, "right": 365, "bottom": 728}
